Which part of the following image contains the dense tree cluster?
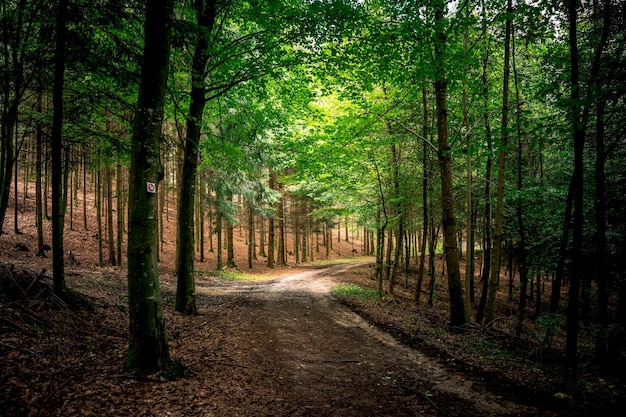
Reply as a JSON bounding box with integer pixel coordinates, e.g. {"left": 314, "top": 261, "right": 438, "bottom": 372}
{"left": 1, "top": 0, "right": 625, "bottom": 378}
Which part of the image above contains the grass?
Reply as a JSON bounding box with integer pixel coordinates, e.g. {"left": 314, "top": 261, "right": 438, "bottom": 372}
{"left": 208, "top": 269, "right": 278, "bottom": 282}
{"left": 331, "top": 283, "right": 380, "bottom": 300}
{"left": 308, "top": 256, "right": 370, "bottom": 266}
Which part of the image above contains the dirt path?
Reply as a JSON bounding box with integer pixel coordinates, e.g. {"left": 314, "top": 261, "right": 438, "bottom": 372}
{"left": 193, "top": 261, "right": 543, "bottom": 416}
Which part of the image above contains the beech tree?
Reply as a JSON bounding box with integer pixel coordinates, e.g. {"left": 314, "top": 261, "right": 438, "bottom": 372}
{"left": 432, "top": 0, "right": 467, "bottom": 326}
{"left": 174, "top": 0, "right": 218, "bottom": 315}
{"left": 126, "top": 0, "right": 174, "bottom": 371}
{"left": 484, "top": 0, "right": 512, "bottom": 325}
{"left": 50, "top": 0, "right": 69, "bottom": 296}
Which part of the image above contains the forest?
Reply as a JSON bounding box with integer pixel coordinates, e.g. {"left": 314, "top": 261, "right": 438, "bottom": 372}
{"left": 1, "top": 0, "right": 626, "bottom": 416}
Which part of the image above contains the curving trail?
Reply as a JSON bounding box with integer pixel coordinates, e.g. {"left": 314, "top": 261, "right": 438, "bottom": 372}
{"left": 192, "top": 260, "right": 542, "bottom": 417}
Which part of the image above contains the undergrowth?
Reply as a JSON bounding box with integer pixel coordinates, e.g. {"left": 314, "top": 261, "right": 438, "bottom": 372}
{"left": 332, "top": 283, "right": 380, "bottom": 300}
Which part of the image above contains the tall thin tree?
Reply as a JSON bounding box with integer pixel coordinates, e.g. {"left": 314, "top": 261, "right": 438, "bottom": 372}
{"left": 484, "top": 0, "right": 513, "bottom": 324}
{"left": 565, "top": 0, "right": 584, "bottom": 380}
{"left": 51, "top": 0, "right": 69, "bottom": 296}
{"left": 433, "top": 0, "right": 467, "bottom": 326}
{"left": 175, "top": 0, "right": 217, "bottom": 315}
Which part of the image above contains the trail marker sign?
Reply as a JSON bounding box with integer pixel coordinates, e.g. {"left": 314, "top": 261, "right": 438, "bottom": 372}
{"left": 147, "top": 182, "right": 156, "bottom": 194}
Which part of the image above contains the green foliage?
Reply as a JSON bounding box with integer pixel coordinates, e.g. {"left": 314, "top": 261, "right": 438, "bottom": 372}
{"left": 536, "top": 313, "right": 565, "bottom": 351}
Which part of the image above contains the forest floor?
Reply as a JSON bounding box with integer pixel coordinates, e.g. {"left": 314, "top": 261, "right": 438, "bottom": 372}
{"left": 1, "top": 184, "right": 626, "bottom": 416}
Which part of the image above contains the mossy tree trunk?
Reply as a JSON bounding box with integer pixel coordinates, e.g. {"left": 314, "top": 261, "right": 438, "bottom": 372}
{"left": 126, "top": 0, "right": 174, "bottom": 372}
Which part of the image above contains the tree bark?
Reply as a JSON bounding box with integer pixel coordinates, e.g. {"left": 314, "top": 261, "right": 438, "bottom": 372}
{"left": 51, "top": 0, "right": 69, "bottom": 296}
{"left": 416, "top": 85, "right": 429, "bottom": 305}
{"left": 485, "top": 0, "right": 512, "bottom": 324}
{"left": 96, "top": 165, "right": 103, "bottom": 267}
{"left": 126, "top": 0, "right": 173, "bottom": 371}
{"left": 475, "top": 0, "right": 494, "bottom": 325}
{"left": 278, "top": 184, "right": 286, "bottom": 265}
{"left": 549, "top": 178, "right": 573, "bottom": 313}
{"left": 259, "top": 216, "right": 266, "bottom": 257}
{"left": 433, "top": 1, "right": 467, "bottom": 326}
{"left": 116, "top": 160, "right": 124, "bottom": 266}
{"left": 0, "top": 1, "right": 24, "bottom": 234}
{"left": 565, "top": 0, "right": 584, "bottom": 380}
{"left": 248, "top": 199, "right": 255, "bottom": 269}
{"left": 590, "top": 1, "right": 611, "bottom": 372}
{"left": 513, "top": 30, "right": 529, "bottom": 337}
{"left": 83, "top": 147, "right": 88, "bottom": 230}
{"left": 107, "top": 166, "right": 116, "bottom": 266}
{"left": 216, "top": 196, "right": 223, "bottom": 270}
{"left": 35, "top": 90, "right": 45, "bottom": 257}
{"left": 268, "top": 171, "right": 276, "bottom": 268}
{"left": 227, "top": 193, "right": 236, "bottom": 268}
{"left": 390, "top": 141, "right": 402, "bottom": 295}
{"left": 175, "top": 0, "right": 216, "bottom": 315}
{"left": 462, "top": 6, "right": 473, "bottom": 319}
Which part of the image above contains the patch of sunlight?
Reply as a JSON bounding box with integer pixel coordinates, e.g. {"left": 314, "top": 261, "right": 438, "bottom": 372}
{"left": 309, "top": 256, "right": 364, "bottom": 266}
{"left": 331, "top": 283, "right": 380, "bottom": 300}
{"left": 209, "top": 270, "right": 279, "bottom": 282}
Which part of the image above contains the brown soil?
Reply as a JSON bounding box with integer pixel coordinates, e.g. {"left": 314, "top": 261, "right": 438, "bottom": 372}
{"left": 1, "top": 182, "right": 625, "bottom": 416}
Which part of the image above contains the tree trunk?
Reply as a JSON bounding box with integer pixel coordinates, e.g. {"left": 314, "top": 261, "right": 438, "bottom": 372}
{"left": 513, "top": 31, "right": 529, "bottom": 337}
{"left": 216, "top": 200, "right": 223, "bottom": 270}
{"left": 484, "top": 0, "right": 512, "bottom": 324}
{"left": 416, "top": 85, "right": 429, "bottom": 306}
{"left": 277, "top": 183, "right": 286, "bottom": 265}
{"left": 259, "top": 216, "right": 266, "bottom": 257}
{"left": 302, "top": 216, "right": 308, "bottom": 263}
{"left": 248, "top": 200, "right": 254, "bottom": 269}
{"left": 294, "top": 205, "right": 300, "bottom": 264}
{"left": 549, "top": 179, "right": 573, "bottom": 313}
{"left": 0, "top": 44, "right": 21, "bottom": 235}
{"left": 116, "top": 160, "right": 124, "bottom": 266}
{"left": 337, "top": 219, "right": 340, "bottom": 243}
{"left": 51, "top": 0, "right": 69, "bottom": 296}
{"left": 433, "top": 1, "right": 467, "bottom": 326}
{"left": 385, "top": 229, "right": 393, "bottom": 283}
{"left": 268, "top": 171, "right": 276, "bottom": 268}
{"left": 376, "top": 222, "right": 386, "bottom": 296}
{"left": 462, "top": 7, "right": 473, "bottom": 318}
{"left": 35, "top": 90, "right": 45, "bottom": 257}
{"left": 427, "top": 224, "right": 438, "bottom": 308}
{"left": 390, "top": 140, "right": 402, "bottom": 295}
{"left": 594, "top": 97, "right": 609, "bottom": 369}
{"left": 590, "top": 1, "right": 611, "bottom": 372}
{"left": 96, "top": 166, "right": 104, "bottom": 267}
{"left": 199, "top": 179, "right": 206, "bottom": 262}
{"left": 13, "top": 121, "right": 20, "bottom": 234}
{"left": 107, "top": 167, "right": 116, "bottom": 266}
{"left": 126, "top": 0, "right": 173, "bottom": 371}
{"left": 475, "top": 0, "right": 494, "bottom": 325}
{"left": 227, "top": 194, "right": 236, "bottom": 268}
{"left": 565, "top": 0, "right": 584, "bottom": 380}
{"left": 175, "top": 0, "right": 216, "bottom": 315}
